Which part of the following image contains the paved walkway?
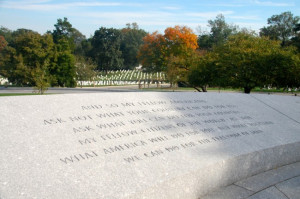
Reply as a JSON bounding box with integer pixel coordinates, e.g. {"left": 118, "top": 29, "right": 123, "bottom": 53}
{"left": 201, "top": 161, "right": 300, "bottom": 199}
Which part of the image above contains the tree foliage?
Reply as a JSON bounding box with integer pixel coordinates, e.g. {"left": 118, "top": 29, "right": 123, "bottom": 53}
{"left": 32, "top": 65, "right": 50, "bottom": 94}
{"left": 0, "top": 35, "right": 7, "bottom": 52}
{"left": 188, "top": 52, "right": 222, "bottom": 92}
{"left": 0, "top": 30, "right": 54, "bottom": 86}
{"left": 75, "top": 56, "right": 97, "bottom": 87}
{"left": 90, "top": 27, "right": 123, "bottom": 72}
{"left": 138, "top": 31, "right": 167, "bottom": 72}
{"left": 0, "top": 26, "right": 13, "bottom": 44}
{"left": 138, "top": 25, "right": 198, "bottom": 84}
{"left": 260, "top": 11, "right": 300, "bottom": 46}
{"left": 52, "top": 17, "right": 86, "bottom": 54}
{"left": 120, "top": 23, "right": 147, "bottom": 69}
{"left": 1, "top": 13, "right": 300, "bottom": 93}
{"left": 291, "top": 23, "right": 300, "bottom": 51}
{"left": 49, "top": 37, "right": 76, "bottom": 87}
{"left": 0, "top": 28, "right": 77, "bottom": 88}
{"left": 188, "top": 32, "right": 300, "bottom": 93}
{"left": 198, "top": 14, "right": 238, "bottom": 50}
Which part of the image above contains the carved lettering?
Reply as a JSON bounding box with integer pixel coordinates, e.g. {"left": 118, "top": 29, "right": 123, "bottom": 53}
{"left": 60, "top": 151, "right": 98, "bottom": 164}
{"left": 43, "top": 118, "right": 66, "bottom": 125}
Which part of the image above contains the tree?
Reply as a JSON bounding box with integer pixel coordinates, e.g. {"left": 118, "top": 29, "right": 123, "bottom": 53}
{"left": 264, "top": 46, "right": 300, "bottom": 89}
{"left": 188, "top": 52, "right": 224, "bottom": 92}
{"left": 32, "top": 65, "right": 50, "bottom": 94}
{"left": 214, "top": 33, "right": 271, "bottom": 93}
{"left": 163, "top": 26, "right": 199, "bottom": 85}
{"left": 0, "top": 35, "right": 7, "bottom": 52}
{"left": 0, "top": 30, "right": 54, "bottom": 86}
{"left": 0, "top": 46, "right": 27, "bottom": 85}
{"left": 0, "top": 26, "right": 13, "bottom": 44}
{"left": 167, "top": 50, "right": 200, "bottom": 89}
{"left": 207, "top": 32, "right": 300, "bottom": 93}
{"left": 164, "top": 25, "right": 198, "bottom": 56}
{"left": 209, "top": 14, "right": 238, "bottom": 46}
{"left": 291, "top": 23, "right": 300, "bottom": 51}
{"left": 197, "top": 34, "right": 212, "bottom": 51}
{"left": 260, "top": 11, "right": 300, "bottom": 46}
{"left": 120, "top": 23, "right": 147, "bottom": 69}
{"left": 75, "top": 56, "right": 97, "bottom": 87}
{"left": 52, "top": 17, "right": 86, "bottom": 53}
{"left": 198, "top": 14, "right": 238, "bottom": 50}
{"left": 138, "top": 25, "right": 198, "bottom": 79}
{"left": 49, "top": 37, "right": 76, "bottom": 87}
{"left": 90, "top": 27, "right": 123, "bottom": 72}
{"left": 138, "top": 31, "right": 167, "bottom": 72}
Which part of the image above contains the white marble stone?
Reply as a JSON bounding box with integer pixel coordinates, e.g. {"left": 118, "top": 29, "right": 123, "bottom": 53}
{"left": 251, "top": 94, "right": 300, "bottom": 124}
{"left": 200, "top": 185, "right": 253, "bottom": 199}
{"left": 0, "top": 93, "right": 300, "bottom": 199}
{"left": 235, "top": 162, "right": 300, "bottom": 192}
{"left": 276, "top": 176, "right": 300, "bottom": 199}
{"left": 247, "top": 186, "right": 288, "bottom": 199}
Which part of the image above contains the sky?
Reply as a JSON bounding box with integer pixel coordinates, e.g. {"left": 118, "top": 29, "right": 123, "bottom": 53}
{"left": 0, "top": 0, "right": 299, "bottom": 37}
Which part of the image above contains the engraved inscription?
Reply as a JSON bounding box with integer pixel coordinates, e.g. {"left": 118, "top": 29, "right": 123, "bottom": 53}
{"left": 40, "top": 99, "right": 275, "bottom": 164}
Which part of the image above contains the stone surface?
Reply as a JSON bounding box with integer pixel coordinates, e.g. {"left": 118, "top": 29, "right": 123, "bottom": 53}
{"left": 235, "top": 162, "right": 300, "bottom": 192}
{"left": 247, "top": 186, "right": 288, "bottom": 199}
{"left": 200, "top": 185, "right": 254, "bottom": 199}
{"left": 251, "top": 94, "right": 300, "bottom": 124}
{"left": 0, "top": 92, "right": 300, "bottom": 199}
{"left": 276, "top": 176, "right": 300, "bottom": 199}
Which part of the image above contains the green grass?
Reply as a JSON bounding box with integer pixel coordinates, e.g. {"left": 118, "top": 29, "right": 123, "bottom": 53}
{"left": 252, "top": 88, "right": 300, "bottom": 93}
{"left": 141, "top": 86, "right": 300, "bottom": 93}
{"left": 0, "top": 93, "right": 55, "bottom": 97}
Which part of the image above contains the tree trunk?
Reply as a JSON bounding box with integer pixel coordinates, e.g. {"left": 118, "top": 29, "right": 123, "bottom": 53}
{"left": 201, "top": 85, "right": 207, "bottom": 92}
{"left": 244, "top": 87, "right": 251, "bottom": 94}
{"left": 193, "top": 87, "right": 202, "bottom": 92}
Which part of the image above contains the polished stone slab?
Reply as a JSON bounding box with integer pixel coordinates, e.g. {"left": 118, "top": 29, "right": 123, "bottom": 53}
{"left": 235, "top": 162, "right": 300, "bottom": 192}
{"left": 0, "top": 93, "right": 300, "bottom": 199}
{"left": 247, "top": 186, "right": 288, "bottom": 199}
{"left": 250, "top": 94, "right": 300, "bottom": 124}
{"left": 200, "top": 185, "right": 253, "bottom": 199}
{"left": 276, "top": 176, "right": 300, "bottom": 199}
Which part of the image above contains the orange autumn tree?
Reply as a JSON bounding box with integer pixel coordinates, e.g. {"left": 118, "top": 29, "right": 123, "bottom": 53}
{"left": 138, "top": 31, "right": 167, "bottom": 72}
{"left": 138, "top": 26, "right": 199, "bottom": 86}
{"left": 164, "top": 25, "right": 198, "bottom": 56}
{"left": 0, "top": 35, "right": 7, "bottom": 52}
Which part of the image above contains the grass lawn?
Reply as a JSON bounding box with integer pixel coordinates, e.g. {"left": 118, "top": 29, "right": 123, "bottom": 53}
{"left": 141, "top": 86, "right": 300, "bottom": 93}
{"left": 0, "top": 93, "right": 55, "bottom": 97}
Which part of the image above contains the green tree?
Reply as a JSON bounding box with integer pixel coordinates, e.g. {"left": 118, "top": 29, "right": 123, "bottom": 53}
{"left": 264, "top": 46, "right": 300, "bottom": 89}
{"left": 0, "top": 26, "right": 13, "bottom": 44}
{"left": 291, "top": 23, "right": 300, "bottom": 51}
{"left": 90, "top": 27, "right": 123, "bottom": 72}
{"left": 188, "top": 52, "right": 224, "bottom": 92}
{"left": 0, "top": 46, "right": 27, "bottom": 85}
{"left": 49, "top": 37, "right": 76, "bottom": 87}
{"left": 75, "top": 56, "right": 97, "bottom": 87}
{"left": 198, "top": 14, "right": 238, "bottom": 50}
{"left": 197, "top": 34, "right": 212, "bottom": 51}
{"left": 0, "top": 30, "right": 54, "bottom": 86}
{"left": 260, "top": 11, "right": 300, "bottom": 46}
{"left": 32, "top": 65, "right": 50, "bottom": 94}
{"left": 52, "top": 17, "right": 86, "bottom": 53}
{"left": 210, "top": 33, "right": 300, "bottom": 93}
{"left": 120, "top": 23, "right": 147, "bottom": 69}
{"left": 215, "top": 33, "right": 270, "bottom": 93}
